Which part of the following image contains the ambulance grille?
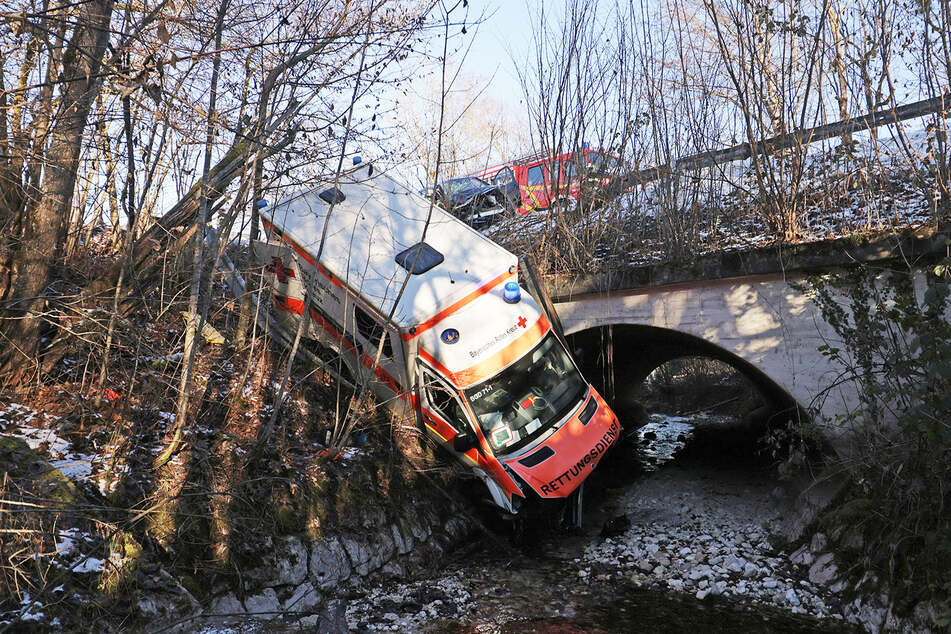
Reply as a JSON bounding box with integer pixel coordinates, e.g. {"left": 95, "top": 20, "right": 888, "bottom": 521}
{"left": 518, "top": 446, "right": 554, "bottom": 468}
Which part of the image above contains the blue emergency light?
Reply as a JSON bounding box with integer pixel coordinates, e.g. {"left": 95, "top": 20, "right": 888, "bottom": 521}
{"left": 256, "top": 200, "right": 268, "bottom": 208}
{"left": 503, "top": 281, "right": 521, "bottom": 304}
{"left": 353, "top": 155, "right": 362, "bottom": 165}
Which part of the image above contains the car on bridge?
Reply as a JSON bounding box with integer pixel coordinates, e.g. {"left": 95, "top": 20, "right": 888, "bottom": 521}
{"left": 432, "top": 176, "right": 507, "bottom": 228}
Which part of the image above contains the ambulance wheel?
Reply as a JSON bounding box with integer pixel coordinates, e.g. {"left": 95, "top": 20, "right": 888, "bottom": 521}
{"left": 510, "top": 515, "right": 526, "bottom": 543}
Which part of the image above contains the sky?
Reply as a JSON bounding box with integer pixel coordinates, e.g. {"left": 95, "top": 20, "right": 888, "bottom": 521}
{"left": 457, "top": 1, "right": 532, "bottom": 107}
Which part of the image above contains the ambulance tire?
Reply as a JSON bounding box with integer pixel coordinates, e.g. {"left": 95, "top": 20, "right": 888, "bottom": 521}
{"left": 510, "top": 515, "right": 526, "bottom": 544}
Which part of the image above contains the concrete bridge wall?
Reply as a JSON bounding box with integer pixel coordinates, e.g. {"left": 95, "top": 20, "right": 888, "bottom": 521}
{"left": 555, "top": 272, "right": 851, "bottom": 424}
{"left": 545, "top": 225, "right": 948, "bottom": 437}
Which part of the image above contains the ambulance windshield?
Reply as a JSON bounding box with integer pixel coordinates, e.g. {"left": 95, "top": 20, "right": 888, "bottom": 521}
{"left": 463, "top": 333, "right": 587, "bottom": 455}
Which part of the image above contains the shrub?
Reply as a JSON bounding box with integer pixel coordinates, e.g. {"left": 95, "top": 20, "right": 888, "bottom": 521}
{"left": 806, "top": 262, "right": 951, "bottom": 613}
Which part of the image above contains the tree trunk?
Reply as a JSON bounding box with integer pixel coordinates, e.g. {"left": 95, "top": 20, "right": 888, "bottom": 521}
{"left": 828, "top": 0, "right": 852, "bottom": 145}
{"left": 156, "top": 0, "right": 229, "bottom": 467}
{"left": 0, "top": 0, "right": 116, "bottom": 381}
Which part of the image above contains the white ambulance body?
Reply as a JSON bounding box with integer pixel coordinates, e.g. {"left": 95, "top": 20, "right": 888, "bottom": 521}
{"left": 255, "top": 162, "right": 620, "bottom": 515}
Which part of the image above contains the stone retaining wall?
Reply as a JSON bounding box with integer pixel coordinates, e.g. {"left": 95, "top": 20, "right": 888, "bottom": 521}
{"left": 147, "top": 497, "right": 474, "bottom": 631}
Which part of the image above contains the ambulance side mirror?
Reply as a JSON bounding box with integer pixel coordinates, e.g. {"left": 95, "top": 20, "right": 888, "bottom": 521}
{"left": 452, "top": 432, "right": 477, "bottom": 453}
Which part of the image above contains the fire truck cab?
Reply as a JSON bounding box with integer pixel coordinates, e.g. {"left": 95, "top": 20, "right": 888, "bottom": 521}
{"left": 254, "top": 161, "right": 620, "bottom": 516}
{"left": 474, "top": 148, "right": 620, "bottom": 215}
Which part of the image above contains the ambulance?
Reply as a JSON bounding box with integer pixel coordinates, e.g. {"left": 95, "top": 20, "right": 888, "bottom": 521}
{"left": 254, "top": 160, "right": 620, "bottom": 517}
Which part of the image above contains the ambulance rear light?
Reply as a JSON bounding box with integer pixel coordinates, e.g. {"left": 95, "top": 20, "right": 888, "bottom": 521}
{"left": 503, "top": 281, "right": 521, "bottom": 304}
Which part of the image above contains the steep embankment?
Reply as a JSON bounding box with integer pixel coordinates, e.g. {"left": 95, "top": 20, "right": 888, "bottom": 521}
{"left": 0, "top": 341, "right": 476, "bottom": 632}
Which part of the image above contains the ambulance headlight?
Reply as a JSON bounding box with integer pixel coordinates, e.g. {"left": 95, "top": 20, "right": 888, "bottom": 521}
{"left": 503, "top": 281, "right": 521, "bottom": 304}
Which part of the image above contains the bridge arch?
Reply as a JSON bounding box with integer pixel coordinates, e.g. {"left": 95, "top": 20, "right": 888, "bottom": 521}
{"left": 551, "top": 274, "right": 849, "bottom": 430}
{"left": 568, "top": 323, "right": 805, "bottom": 430}
{"left": 544, "top": 227, "right": 950, "bottom": 451}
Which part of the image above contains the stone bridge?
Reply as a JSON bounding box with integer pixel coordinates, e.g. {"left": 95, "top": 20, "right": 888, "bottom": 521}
{"left": 543, "top": 224, "right": 948, "bottom": 446}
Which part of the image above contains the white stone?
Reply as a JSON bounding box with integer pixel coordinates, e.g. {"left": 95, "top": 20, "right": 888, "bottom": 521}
{"left": 244, "top": 536, "right": 308, "bottom": 587}
{"left": 310, "top": 537, "right": 352, "bottom": 590}
{"left": 808, "top": 552, "right": 839, "bottom": 585}
{"left": 724, "top": 554, "right": 746, "bottom": 573}
{"left": 244, "top": 588, "right": 281, "bottom": 620}
{"left": 209, "top": 592, "right": 245, "bottom": 616}
{"left": 785, "top": 588, "right": 801, "bottom": 607}
{"left": 789, "top": 545, "right": 813, "bottom": 566}
{"left": 283, "top": 582, "right": 320, "bottom": 613}
{"left": 687, "top": 568, "right": 706, "bottom": 581}
{"left": 392, "top": 522, "right": 412, "bottom": 555}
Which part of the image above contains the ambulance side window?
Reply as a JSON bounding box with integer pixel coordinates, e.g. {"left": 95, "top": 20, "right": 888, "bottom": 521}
{"left": 354, "top": 305, "right": 393, "bottom": 357}
{"left": 420, "top": 369, "right": 468, "bottom": 434}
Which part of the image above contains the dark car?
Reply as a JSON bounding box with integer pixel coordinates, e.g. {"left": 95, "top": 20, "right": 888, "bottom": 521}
{"left": 434, "top": 176, "right": 506, "bottom": 227}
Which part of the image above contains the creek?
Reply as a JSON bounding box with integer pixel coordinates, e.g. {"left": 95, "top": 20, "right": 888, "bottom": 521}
{"left": 343, "top": 412, "right": 856, "bottom": 632}
{"left": 202, "top": 413, "right": 857, "bottom": 633}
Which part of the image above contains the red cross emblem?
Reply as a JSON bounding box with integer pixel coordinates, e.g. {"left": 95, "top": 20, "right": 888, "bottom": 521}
{"left": 517, "top": 316, "right": 527, "bottom": 329}
{"left": 265, "top": 257, "right": 296, "bottom": 284}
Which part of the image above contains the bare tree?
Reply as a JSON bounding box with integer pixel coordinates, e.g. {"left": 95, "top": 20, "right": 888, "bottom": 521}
{"left": 0, "top": 0, "right": 118, "bottom": 380}
{"left": 510, "top": 0, "right": 641, "bottom": 274}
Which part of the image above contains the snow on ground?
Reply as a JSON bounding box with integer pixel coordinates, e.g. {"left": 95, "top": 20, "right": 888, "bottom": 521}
{"left": 0, "top": 403, "right": 95, "bottom": 480}
{"left": 51, "top": 527, "right": 115, "bottom": 575}
{"left": 487, "top": 124, "right": 940, "bottom": 271}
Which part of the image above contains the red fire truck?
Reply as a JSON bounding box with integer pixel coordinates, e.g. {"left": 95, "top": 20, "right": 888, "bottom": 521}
{"left": 471, "top": 148, "right": 620, "bottom": 215}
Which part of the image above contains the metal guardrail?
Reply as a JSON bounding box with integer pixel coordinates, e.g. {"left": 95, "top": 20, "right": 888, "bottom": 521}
{"left": 622, "top": 92, "right": 951, "bottom": 185}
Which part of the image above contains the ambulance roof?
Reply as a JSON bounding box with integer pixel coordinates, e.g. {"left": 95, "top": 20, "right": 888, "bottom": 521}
{"left": 261, "top": 164, "right": 518, "bottom": 329}
{"left": 416, "top": 288, "right": 547, "bottom": 388}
